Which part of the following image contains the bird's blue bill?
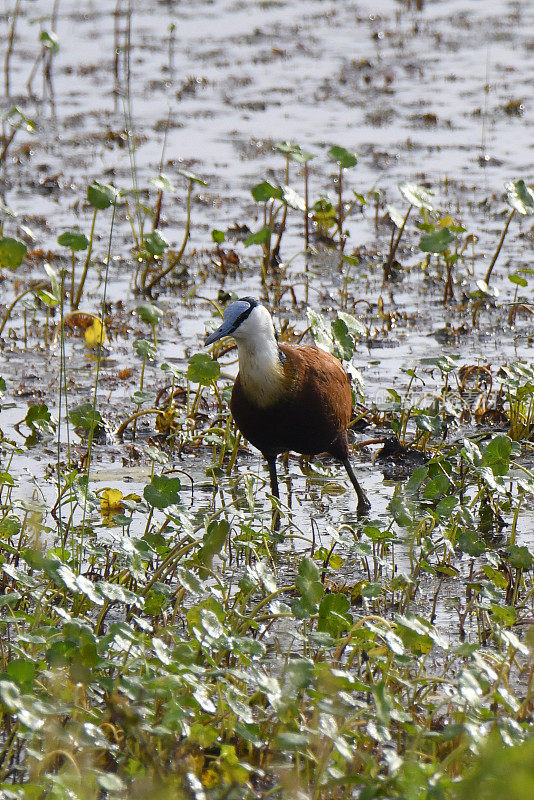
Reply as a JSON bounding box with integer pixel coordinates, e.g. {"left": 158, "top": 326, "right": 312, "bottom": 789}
{"left": 204, "top": 319, "right": 235, "bottom": 345}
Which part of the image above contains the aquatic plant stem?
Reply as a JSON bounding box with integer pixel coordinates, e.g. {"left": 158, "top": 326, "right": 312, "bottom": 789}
{"left": 78, "top": 199, "right": 117, "bottom": 552}
{"left": 56, "top": 269, "right": 73, "bottom": 549}
{"left": 144, "top": 179, "right": 193, "bottom": 291}
{"left": 483, "top": 207, "right": 515, "bottom": 287}
{"left": 4, "top": 0, "right": 21, "bottom": 97}
{"left": 384, "top": 204, "right": 412, "bottom": 279}
{"left": 304, "top": 161, "right": 310, "bottom": 252}
{"left": 337, "top": 164, "right": 345, "bottom": 255}
{"left": 73, "top": 206, "right": 98, "bottom": 310}
{"left": 0, "top": 281, "right": 46, "bottom": 337}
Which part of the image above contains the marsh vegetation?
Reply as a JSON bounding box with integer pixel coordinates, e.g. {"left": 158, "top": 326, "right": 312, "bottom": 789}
{"left": 0, "top": 1, "right": 533, "bottom": 798}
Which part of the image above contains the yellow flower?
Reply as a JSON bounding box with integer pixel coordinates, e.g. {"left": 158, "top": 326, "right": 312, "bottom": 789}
{"left": 100, "top": 488, "right": 124, "bottom": 516}
{"left": 85, "top": 316, "right": 106, "bottom": 347}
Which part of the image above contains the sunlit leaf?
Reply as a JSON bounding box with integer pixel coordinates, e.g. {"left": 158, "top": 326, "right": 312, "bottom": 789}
{"left": 177, "top": 168, "right": 207, "bottom": 185}
{"left": 399, "top": 182, "right": 434, "bottom": 210}
{"left": 505, "top": 179, "right": 534, "bottom": 215}
{"left": 387, "top": 205, "right": 405, "bottom": 228}
{"left": 282, "top": 185, "right": 306, "bottom": 211}
{"left": 100, "top": 488, "right": 124, "bottom": 516}
{"left": 150, "top": 174, "right": 176, "bottom": 193}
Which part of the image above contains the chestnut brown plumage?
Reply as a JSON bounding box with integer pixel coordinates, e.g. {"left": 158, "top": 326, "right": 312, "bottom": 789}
{"left": 205, "top": 297, "right": 370, "bottom": 520}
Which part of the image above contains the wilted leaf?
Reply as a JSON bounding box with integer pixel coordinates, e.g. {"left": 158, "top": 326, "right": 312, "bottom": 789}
{"left": 84, "top": 316, "right": 105, "bottom": 347}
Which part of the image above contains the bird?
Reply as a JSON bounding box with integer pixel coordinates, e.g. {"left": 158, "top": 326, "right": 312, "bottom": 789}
{"left": 205, "top": 297, "right": 370, "bottom": 522}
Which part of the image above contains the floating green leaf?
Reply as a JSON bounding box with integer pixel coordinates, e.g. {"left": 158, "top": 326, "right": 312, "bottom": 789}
{"left": 251, "top": 181, "right": 283, "bottom": 202}
{"left": 69, "top": 403, "right": 103, "bottom": 432}
{"left": 145, "top": 230, "right": 169, "bottom": 256}
{"left": 211, "top": 229, "right": 225, "bottom": 244}
{"left": 143, "top": 474, "right": 181, "bottom": 509}
{"left": 0, "top": 237, "right": 27, "bottom": 270}
{"left": 318, "top": 594, "right": 352, "bottom": 637}
{"left": 327, "top": 145, "right": 357, "bottom": 168}
{"left": 504, "top": 545, "right": 533, "bottom": 570}
{"left": 87, "top": 181, "right": 119, "bottom": 209}
{"left": 187, "top": 353, "right": 220, "bottom": 385}
{"left": 244, "top": 226, "right": 271, "bottom": 247}
{"left": 198, "top": 521, "right": 230, "bottom": 571}
{"left": 481, "top": 435, "right": 513, "bottom": 477}
{"left": 419, "top": 227, "right": 456, "bottom": 253}
{"left": 137, "top": 302, "right": 163, "bottom": 326}
{"left": 57, "top": 230, "right": 89, "bottom": 251}
{"left": 295, "top": 557, "right": 324, "bottom": 610}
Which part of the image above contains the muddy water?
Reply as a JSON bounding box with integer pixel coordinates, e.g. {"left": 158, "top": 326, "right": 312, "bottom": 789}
{"left": 1, "top": 0, "right": 534, "bottom": 637}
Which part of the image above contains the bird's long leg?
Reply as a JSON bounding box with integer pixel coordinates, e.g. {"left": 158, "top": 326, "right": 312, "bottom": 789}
{"left": 341, "top": 457, "right": 371, "bottom": 514}
{"left": 267, "top": 457, "right": 280, "bottom": 531}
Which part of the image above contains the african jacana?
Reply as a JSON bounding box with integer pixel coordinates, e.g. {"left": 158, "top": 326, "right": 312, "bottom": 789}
{"left": 205, "top": 297, "right": 370, "bottom": 520}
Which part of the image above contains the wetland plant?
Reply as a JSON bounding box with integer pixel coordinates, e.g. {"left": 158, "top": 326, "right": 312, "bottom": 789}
{"left": 140, "top": 169, "right": 207, "bottom": 293}
{"left": 71, "top": 182, "right": 119, "bottom": 310}
{"left": 483, "top": 179, "right": 534, "bottom": 288}
{"left": 0, "top": 160, "right": 533, "bottom": 798}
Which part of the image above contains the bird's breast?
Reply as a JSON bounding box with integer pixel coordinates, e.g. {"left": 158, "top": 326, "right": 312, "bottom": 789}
{"left": 236, "top": 349, "right": 288, "bottom": 408}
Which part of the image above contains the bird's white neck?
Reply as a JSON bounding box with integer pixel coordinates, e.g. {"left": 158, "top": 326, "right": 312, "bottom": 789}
{"left": 233, "top": 306, "right": 286, "bottom": 407}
